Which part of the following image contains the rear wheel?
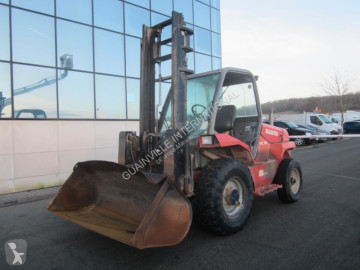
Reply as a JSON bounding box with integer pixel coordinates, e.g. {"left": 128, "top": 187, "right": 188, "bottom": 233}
{"left": 193, "top": 158, "right": 254, "bottom": 235}
{"left": 275, "top": 159, "right": 302, "bottom": 203}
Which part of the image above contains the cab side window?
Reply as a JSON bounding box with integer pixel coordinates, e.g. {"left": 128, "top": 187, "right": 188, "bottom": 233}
{"left": 220, "top": 82, "right": 257, "bottom": 117}
{"left": 310, "top": 116, "right": 321, "bottom": 125}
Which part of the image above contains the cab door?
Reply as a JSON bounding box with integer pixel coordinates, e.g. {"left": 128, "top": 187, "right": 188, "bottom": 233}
{"left": 213, "top": 69, "right": 262, "bottom": 158}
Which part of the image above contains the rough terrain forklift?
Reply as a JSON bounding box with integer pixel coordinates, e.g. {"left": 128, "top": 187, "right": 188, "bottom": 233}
{"left": 48, "top": 12, "right": 303, "bottom": 249}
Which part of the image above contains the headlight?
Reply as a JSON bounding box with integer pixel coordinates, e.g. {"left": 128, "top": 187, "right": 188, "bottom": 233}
{"left": 201, "top": 135, "right": 213, "bottom": 145}
{"left": 306, "top": 132, "right": 311, "bottom": 136}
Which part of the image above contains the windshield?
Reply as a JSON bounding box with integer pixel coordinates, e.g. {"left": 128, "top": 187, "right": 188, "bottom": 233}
{"left": 159, "top": 73, "right": 219, "bottom": 135}
{"left": 286, "top": 121, "right": 299, "bottom": 128}
{"left": 187, "top": 73, "right": 219, "bottom": 135}
{"left": 318, "top": 114, "right": 332, "bottom": 124}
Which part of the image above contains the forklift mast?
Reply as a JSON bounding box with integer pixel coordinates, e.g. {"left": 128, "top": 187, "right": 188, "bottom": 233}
{"left": 139, "top": 11, "right": 194, "bottom": 152}
{"left": 132, "top": 11, "right": 195, "bottom": 194}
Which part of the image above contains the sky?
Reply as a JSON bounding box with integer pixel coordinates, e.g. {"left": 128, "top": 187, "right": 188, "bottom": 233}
{"left": 220, "top": 0, "right": 360, "bottom": 103}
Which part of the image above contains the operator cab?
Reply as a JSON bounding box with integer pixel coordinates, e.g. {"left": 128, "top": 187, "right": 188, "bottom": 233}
{"left": 158, "top": 68, "right": 262, "bottom": 157}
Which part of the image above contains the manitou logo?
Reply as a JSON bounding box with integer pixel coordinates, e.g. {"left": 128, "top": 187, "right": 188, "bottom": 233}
{"left": 265, "top": 129, "right": 279, "bottom": 137}
{"left": 5, "top": 239, "right": 27, "bottom": 266}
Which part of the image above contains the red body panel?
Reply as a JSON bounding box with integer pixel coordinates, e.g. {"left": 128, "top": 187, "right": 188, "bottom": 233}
{"left": 261, "top": 123, "right": 283, "bottom": 143}
{"left": 199, "top": 124, "right": 295, "bottom": 194}
{"left": 215, "top": 133, "right": 253, "bottom": 159}
{"left": 251, "top": 124, "right": 295, "bottom": 191}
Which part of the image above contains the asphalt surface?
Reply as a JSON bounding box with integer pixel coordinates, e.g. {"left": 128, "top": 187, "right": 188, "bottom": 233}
{"left": 1, "top": 139, "right": 360, "bottom": 270}
{"left": 0, "top": 186, "right": 60, "bottom": 208}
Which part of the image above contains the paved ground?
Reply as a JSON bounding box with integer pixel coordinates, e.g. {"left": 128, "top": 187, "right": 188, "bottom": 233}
{"left": 1, "top": 139, "right": 360, "bottom": 270}
{"left": 0, "top": 186, "right": 60, "bottom": 208}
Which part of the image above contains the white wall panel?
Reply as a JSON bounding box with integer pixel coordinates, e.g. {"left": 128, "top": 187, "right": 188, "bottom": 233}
{"left": 0, "top": 155, "right": 14, "bottom": 180}
{"left": 58, "top": 121, "right": 95, "bottom": 151}
{"left": 14, "top": 152, "right": 58, "bottom": 178}
{"left": 59, "top": 149, "right": 96, "bottom": 173}
{"left": 14, "top": 174, "right": 59, "bottom": 192}
{"left": 0, "top": 120, "right": 137, "bottom": 194}
{"left": 13, "top": 121, "right": 58, "bottom": 153}
{"left": 95, "top": 148, "right": 118, "bottom": 163}
{"left": 0, "top": 121, "right": 13, "bottom": 155}
{"left": 0, "top": 180, "right": 15, "bottom": 195}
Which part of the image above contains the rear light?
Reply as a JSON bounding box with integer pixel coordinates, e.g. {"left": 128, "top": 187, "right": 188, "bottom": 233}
{"left": 199, "top": 135, "right": 220, "bottom": 147}
{"left": 201, "top": 135, "right": 214, "bottom": 145}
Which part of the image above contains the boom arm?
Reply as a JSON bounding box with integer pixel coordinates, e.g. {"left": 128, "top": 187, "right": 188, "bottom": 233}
{"left": 0, "top": 54, "right": 73, "bottom": 117}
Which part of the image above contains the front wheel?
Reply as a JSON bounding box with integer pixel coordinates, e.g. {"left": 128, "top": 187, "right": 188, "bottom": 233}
{"left": 275, "top": 159, "right": 303, "bottom": 203}
{"left": 193, "top": 158, "right": 254, "bottom": 235}
{"left": 294, "top": 138, "right": 304, "bottom": 146}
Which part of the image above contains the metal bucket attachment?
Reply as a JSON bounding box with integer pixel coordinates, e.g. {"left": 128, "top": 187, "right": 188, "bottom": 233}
{"left": 47, "top": 161, "right": 192, "bottom": 249}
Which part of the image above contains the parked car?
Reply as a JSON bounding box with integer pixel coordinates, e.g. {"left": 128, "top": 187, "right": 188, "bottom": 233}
{"left": 343, "top": 120, "right": 360, "bottom": 134}
{"left": 269, "top": 121, "right": 315, "bottom": 146}
{"left": 297, "top": 124, "right": 330, "bottom": 142}
{"left": 14, "top": 109, "right": 47, "bottom": 119}
{"left": 273, "top": 113, "right": 342, "bottom": 134}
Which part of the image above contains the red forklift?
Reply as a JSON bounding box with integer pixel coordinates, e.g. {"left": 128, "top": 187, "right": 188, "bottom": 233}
{"left": 48, "top": 12, "right": 302, "bottom": 249}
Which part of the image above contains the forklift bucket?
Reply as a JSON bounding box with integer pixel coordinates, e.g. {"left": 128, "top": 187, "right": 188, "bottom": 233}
{"left": 47, "top": 161, "right": 192, "bottom": 249}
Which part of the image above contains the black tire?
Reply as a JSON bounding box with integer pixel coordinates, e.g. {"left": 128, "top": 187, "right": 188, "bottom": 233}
{"left": 305, "top": 139, "right": 313, "bottom": 145}
{"left": 294, "top": 138, "right": 304, "bottom": 146}
{"left": 193, "top": 158, "right": 254, "bottom": 235}
{"left": 274, "top": 159, "right": 302, "bottom": 203}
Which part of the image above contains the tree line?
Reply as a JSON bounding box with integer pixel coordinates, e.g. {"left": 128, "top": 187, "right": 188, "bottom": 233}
{"left": 261, "top": 92, "right": 360, "bottom": 114}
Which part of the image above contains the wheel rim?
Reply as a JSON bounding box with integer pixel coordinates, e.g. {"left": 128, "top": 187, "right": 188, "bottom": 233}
{"left": 222, "top": 177, "right": 245, "bottom": 217}
{"left": 290, "top": 168, "right": 301, "bottom": 194}
{"left": 295, "top": 138, "right": 303, "bottom": 146}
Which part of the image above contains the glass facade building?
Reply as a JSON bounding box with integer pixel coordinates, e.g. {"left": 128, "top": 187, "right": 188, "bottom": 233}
{"left": 0, "top": 0, "right": 221, "bottom": 120}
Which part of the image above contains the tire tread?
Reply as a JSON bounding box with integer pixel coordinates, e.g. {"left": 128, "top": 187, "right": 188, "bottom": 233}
{"left": 275, "top": 158, "right": 302, "bottom": 203}
{"left": 193, "top": 158, "right": 254, "bottom": 235}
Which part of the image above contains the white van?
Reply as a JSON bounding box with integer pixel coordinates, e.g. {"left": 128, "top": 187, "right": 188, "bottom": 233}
{"left": 330, "top": 117, "right": 341, "bottom": 124}
{"left": 306, "top": 114, "right": 343, "bottom": 134}
{"left": 273, "top": 113, "right": 343, "bottom": 134}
